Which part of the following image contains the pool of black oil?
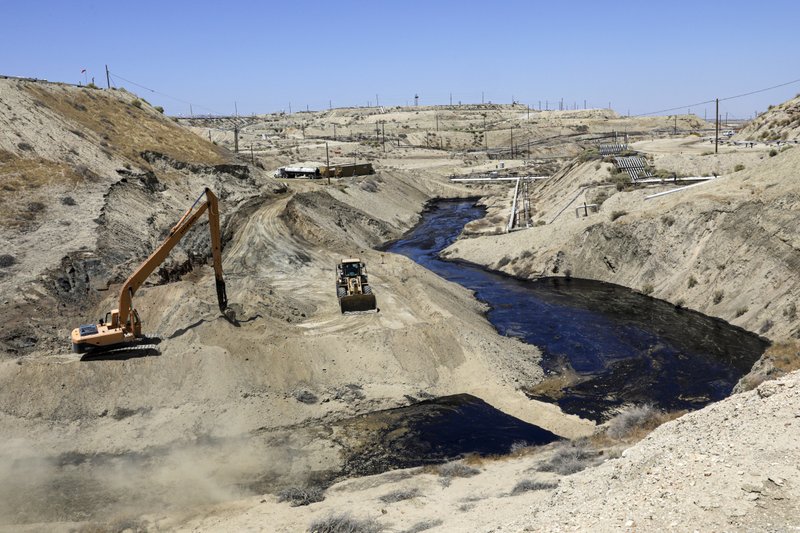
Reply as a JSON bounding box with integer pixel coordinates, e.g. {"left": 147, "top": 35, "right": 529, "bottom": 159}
{"left": 338, "top": 394, "right": 559, "bottom": 477}
{"left": 385, "top": 199, "right": 769, "bottom": 422}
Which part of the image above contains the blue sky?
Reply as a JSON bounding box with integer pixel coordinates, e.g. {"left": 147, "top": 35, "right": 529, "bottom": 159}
{"left": 2, "top": 0, "right": 799, "bottom": 118}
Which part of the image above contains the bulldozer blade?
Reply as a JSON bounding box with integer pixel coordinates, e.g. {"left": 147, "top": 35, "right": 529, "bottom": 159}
{"left": 340, "top": 294, "right": 377, "bottom": 313}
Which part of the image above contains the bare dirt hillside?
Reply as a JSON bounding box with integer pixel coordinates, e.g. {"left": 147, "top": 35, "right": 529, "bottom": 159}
{"left": 736, "top": 93, "right": 800, "bottom": 142}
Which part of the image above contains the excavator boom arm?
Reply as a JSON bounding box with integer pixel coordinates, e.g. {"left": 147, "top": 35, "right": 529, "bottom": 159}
{"left": 116, "top": 188, "right": 227, "bottom": 327}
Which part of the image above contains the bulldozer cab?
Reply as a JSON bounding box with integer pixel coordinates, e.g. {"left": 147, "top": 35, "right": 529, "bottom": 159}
{"left": 341, "top": 261, "right": 363, "bottom": 278}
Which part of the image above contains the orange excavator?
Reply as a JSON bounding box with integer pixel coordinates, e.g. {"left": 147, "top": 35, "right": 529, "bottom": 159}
{"left": 70, "top": 188, "right": 232, "bottom": 353}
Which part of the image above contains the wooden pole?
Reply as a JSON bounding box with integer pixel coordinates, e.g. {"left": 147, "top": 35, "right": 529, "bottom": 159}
{"left": 326, "top": 142, "right": 330, "bottom": 185}
{"left": 715, "top": 98, "right": 719, "bottom": 154}
{"left": 105, "top": 65, "right": 110, "bottom": 89}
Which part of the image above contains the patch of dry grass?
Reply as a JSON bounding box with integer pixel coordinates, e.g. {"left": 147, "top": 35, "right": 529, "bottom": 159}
{"left": 0, "top": 150, "right": 85, "bottom": 228}
{"left": 764, "top": 341, "right": 800, "bottom": 373}
{"left": 24, "top": 84, "right": 228, "bottom": 166}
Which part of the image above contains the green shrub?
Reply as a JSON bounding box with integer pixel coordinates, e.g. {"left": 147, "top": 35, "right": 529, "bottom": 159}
{"left": 733, "top": 164, "right": 745, "bottom": 172}
{"left": 713, "top": 290, "right": 724, "bottom": 304}
{"left": 642, "top": 283, "right": 654, "bottom": 295}
{"left": 687, "top": 275, "right": 698, "bottom": 289}
{"left": 769, "top": 149, "right": 778, "bottom": 157}
{"left": 154, "top": 105, "right": 164, "bottom": 114}
{"left": 735, "top": 307, "right": 748, "bottom": 318}
{"left": 131, "top": 99, "right": 143, "bottom": 109}
{"left": 610, "top": 210, "right": 627, "bottom": 221}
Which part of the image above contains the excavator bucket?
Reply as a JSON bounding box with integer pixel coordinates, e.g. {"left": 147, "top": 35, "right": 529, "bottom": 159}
{"left": 339, "top": 293, "right": 377, "bottom": 313}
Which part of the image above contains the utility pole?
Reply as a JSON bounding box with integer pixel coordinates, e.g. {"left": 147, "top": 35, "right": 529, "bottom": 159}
{"left": 325, "top": 142, "right": 330, "bottom": 185}
{"left": 527, "top": 104, "right": 530, "bottom": 120}
{"left": 381, "top": 122, "right": 386, "bottom": 153}
{"left": 715, "top": 98, "right": 719, "bottom": 154}
{"left": 674, "top": 115, "right": 677, "bottom": 135}
{"left": 189, "top": 104, "right": 193, "bottom": 117}
{"left": 435, "top": 113, "right": 439, "bottom": 132}
{"left": 329, "top": 99, "right": 332, "bottom": 110}
{"left": 250, "top": 144, "right": 254, "bottom": 164}
{"left": 376, "top": 94, "right": 379, "bottom": 107}
{"left": 233, "top": 123, "right": 239, "bottom": 153}
{"left": 105, "top": 65, "right": 110, "bottom": 89}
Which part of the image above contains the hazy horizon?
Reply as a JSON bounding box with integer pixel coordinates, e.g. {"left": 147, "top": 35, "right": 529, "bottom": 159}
{"left": 3, "top": 0, "right": 799, "bottom": 119}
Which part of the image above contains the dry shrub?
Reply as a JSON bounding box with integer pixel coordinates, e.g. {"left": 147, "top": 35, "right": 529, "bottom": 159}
{"left": 436, "top": 462, "right": 480, "bottom": 478}
{"left": 511, "top": 479, "right": 559, "bottom": 495}
{"left": 403, "top": 520, "right": 442, "bottom": 533}
{"left": 0, "top": 254, "right": 16, "bottom": 268}
{"left": 278, "top": 486, "right": 325, "bottom": 507}
{"left": 606, "top": 404, "right": 661, "bottom": 439}
{"left": 308, "top": 513, "right": 381, "bottom": 533}
{"left": 535, "top": 440, "right": 600, "bottom": 475}
{"left": 378, "top": 488, "right": 419, "bottom": 504}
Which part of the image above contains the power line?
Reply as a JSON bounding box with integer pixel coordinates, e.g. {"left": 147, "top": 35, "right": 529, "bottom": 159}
{"left": 108, "top": 71, "right": 224, "bottom": 115}
{"left": 635, "top": 76, "right": 800, "bottom": 117}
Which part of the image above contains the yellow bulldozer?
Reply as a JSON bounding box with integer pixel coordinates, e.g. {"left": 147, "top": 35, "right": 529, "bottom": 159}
{"left": 336, "top": 258, "right": 377, "bottom": 313}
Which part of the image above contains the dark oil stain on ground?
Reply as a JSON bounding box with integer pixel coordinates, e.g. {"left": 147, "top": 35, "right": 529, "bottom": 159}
{"left": 337, "top": 393, "right": 559, "bottom": 477}
{"left": 386, "top": 199, "right": 768, "bottom": 422}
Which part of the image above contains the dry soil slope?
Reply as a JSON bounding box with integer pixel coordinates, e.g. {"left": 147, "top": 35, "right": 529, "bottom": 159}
{"left": 737, "top": 93, "right": 800, "bottom": 142}
{"left": 0, "top": 78, "right": 259, "bottom": 355}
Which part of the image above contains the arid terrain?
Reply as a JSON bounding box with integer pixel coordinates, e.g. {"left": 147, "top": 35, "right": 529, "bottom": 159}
{"left": 1, "top": 78, "right": 798, "bottom": 532}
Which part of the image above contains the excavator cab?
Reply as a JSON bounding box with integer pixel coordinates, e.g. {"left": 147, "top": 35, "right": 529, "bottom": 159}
{"left": 336, "top": 258, "right": 377, "bottom": 313}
